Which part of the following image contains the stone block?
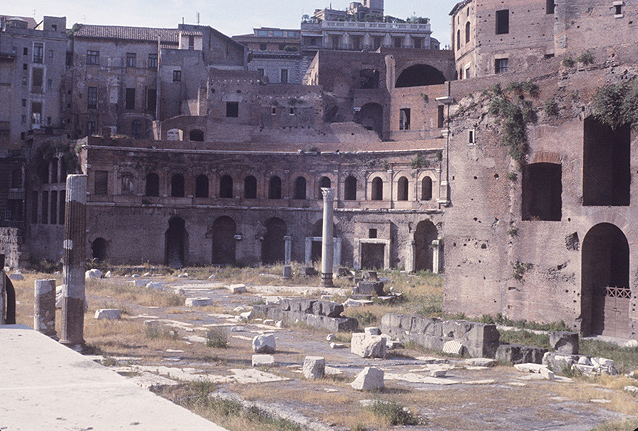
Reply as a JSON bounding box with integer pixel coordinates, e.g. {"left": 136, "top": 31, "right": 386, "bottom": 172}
{"left": 364, "top": 327, "right": 381, "bottom": 336}
{"left": 282, "top": 266, "right": 292, "bottom": 279}
{"left": 442, "top": 340, "right": 465, "bottom": 356}
{"left": 146, "top": 282, "right": 164, "bottom": 290}
{"left": 496, "top": 344, "right": 547, "bottom": 365}
{"left": 185, "top": 297, "right": 212, "bottom": 307}
{"left": 344, "top": 298, "right": 374, "bottom": 307}
{"left": 133, "top": 279, "right": 149, "bottom": 287}
{"left": 9, "top": 272, "right": 24, "bottom": 281}
{"left": 304, "top": 267, "right": 318, "bottom": 276}
{"left": 330, "top": 342, "right": 346, "bottom": 349}
{"left": 356, "top": 281, "right": 384, "bottom": 296}
{"left": 465, "top": 358, "right": 498, "bottom": 367}
{"left": 311, "top": 301, "right": 344, "bottom": 317}
{"left": 252, "top": 355, "right": 275, "bottom": 367}
{"left": 363, "top": 271, "right": 378, "bottom": 281}
{"left": 351, "top": 367, "right": 384, "bottom": 391}
{"left": 464, "top": 324, "right": 500, "bottom": 358}
{"left": 239, "top": 311, "right": 254, "bottom": 321}
{"left": 84, "top": 269, "right": 102, "bottom": 280}
{"left": 430, "top": 369, "right": 447, "bottom": 377}
{"left": 228, "top": 284, "right": 247, "bottom": 294}
{"left": 94, "top": 309, "right": 121, "bottom": 320}
{"left": 549, "top": 331, "right": 579, "bottom": 354}
{"left": 279, "top": 299, "right": 292, "bottom": 311}
{"left": 252, "top": 334, "right": 276, "bottom": 353}
{"left": 303, "top": 356, "right": 325, "bottom": 380}
{"left": 351, "top": 333, "right": 386, "bottom": 358}
{"left": 326, "top": 334, "right": 336, "bottom": 342}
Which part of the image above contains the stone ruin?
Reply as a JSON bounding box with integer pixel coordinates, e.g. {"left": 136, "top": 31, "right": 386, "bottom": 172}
{"left": 253, "top": 298, "right": 358, "bottom": 332}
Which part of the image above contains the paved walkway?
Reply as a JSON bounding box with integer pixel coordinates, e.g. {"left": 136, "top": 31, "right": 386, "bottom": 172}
{"left": 0, "top": 324, "right": 228, "bottom": 431}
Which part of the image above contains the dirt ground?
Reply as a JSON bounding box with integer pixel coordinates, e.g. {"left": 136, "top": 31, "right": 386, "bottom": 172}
{"left": 12, "top": 273, "right": 638, "bottom": 431}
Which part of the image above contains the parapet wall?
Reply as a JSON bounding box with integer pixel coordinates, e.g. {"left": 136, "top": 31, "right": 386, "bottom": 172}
{"left": 380, "top": 313, "right": 500, "bottom": 358}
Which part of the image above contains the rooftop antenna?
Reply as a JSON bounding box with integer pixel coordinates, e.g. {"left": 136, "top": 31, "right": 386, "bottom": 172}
{"left": 182, "top": 17, "right": 184, "bottom": 25}
{"left": 196, "top": 12, "right": 200, "bottom": 26}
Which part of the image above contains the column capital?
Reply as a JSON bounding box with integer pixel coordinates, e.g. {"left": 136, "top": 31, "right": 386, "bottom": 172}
{"left": 321, "top": 187, "right": 335, "bottom": 201}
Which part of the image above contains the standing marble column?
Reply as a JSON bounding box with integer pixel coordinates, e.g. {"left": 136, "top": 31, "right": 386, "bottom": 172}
{"left": 34, "top": 279, "right": 57, "bottom": 338}
{"left": 321, "top": 188, "right": 335, "bottom": 287}
{"left": 60, "top": 174, "right": 87, "bottom": 348}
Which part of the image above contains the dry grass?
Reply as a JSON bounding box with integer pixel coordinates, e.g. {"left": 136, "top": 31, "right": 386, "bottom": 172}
{"left": 549, "top": 380, "right": 638, "bottom": 415}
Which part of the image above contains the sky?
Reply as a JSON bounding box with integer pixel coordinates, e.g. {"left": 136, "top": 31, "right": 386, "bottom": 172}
{"left": 2, "top": 0, "right": 458, "bottom": 47}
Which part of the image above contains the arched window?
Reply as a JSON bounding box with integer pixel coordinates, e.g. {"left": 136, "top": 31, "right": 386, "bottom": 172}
{"left": 92, "top": 237, "right": 108, "bottom": 261}
{"left": 269, "top": 176, "right": 282, "bottom": 199}
{"left": 456, "top": 29, "right": 461, "bottom": 50}
{"left": 371, "top": 177, "right": 383, "bottom": 200}
{"left": 189, "top": 129, "right": 204, "bottom": 141}
{"left": 244, "top": 175, "right": 257, "bottom": 199}
{"left": 318, "top": 176, "right": 331, "bottom": 199}
{"left": 465, "top": 21, "right": 471, "bottom": 43}
{"left": 421, "top": 176, "right": 432, "bottom": 201}
{"left": 344, "top": 176, "right": 357, "bottom": 200}
{"left": 220, "top": 175, "right": 233, "bottom": 198}
{"left": 195, "top": 174, "right": 208, "bottom": 198}
{"left": 294, "top": 176, "right": 306, "bottom": 199}
{"left": 145, "top": 173, "right": 159, "bottom": 196}
{"left": 397, "top": 176, "right": 409, "bottom": 201}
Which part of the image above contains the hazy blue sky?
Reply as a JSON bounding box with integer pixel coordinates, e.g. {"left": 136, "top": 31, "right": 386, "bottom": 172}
{"left": 2, "top": 1, "right": 458, "bottom": 47}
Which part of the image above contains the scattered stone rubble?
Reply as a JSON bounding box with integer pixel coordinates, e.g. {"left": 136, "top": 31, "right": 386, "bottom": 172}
{"left": 303, "top": 356, "right": 326, "bottom": 380}
{"left": 254, "top": 299, "right": 358, "bottom": 332}
{"left": 543, "top": 352, "right": 618, "bottom": 376}
{"left": 252, "top": 334, "right": 276, "bottom": 354}
{"left": 351, "top": 367, "right": 384, "bottom": 391}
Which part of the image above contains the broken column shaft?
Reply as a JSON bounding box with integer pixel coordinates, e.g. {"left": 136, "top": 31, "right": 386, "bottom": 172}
{"left": 60, "top": 174, "right": 87, "bottom": 348}
{"left": 321, "top": 188, "right": 335, "bottom": 287}
{"left": 34, "top": 279, "right": 57, "bottom": 338}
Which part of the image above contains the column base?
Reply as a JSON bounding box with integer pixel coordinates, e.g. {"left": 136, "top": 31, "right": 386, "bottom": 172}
{"left": 321, "top": 273, "right": 334, "bottom": 287}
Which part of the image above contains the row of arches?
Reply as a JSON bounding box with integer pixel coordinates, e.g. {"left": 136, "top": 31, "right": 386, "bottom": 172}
{"left": 90, "top": 217, "right": 440, "bottom": 272}
{"left": 139, "top": 172, "right": 434, "bottom": 202}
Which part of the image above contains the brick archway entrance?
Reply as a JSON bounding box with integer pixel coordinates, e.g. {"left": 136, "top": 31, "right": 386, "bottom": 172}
{"left": 582, "top": 223, "right": 630, "bottom": 337}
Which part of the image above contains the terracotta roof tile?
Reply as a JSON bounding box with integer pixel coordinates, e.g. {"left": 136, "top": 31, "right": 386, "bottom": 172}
{"left": 75, "top": 25, "right": 180, "bottom": 43}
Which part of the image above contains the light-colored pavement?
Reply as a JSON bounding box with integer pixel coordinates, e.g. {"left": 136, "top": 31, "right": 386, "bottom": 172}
{"left": 0, "top": 324, "right": 228, "bottom": 431}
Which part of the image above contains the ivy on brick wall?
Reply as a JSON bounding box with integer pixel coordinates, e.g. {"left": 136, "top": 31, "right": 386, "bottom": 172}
{"left": 592, "top": 78, "right": 638, "bottom": 130}
{"left": 32, "top": 142, "right": 79, "bottom": 182}
{"left": 486, "top": 82, "right": 539, "bottom": 165}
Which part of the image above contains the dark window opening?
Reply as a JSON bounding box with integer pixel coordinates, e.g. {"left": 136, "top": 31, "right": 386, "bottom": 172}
{"left": 87, "top": 86, "right": 98, "bottom": 109}
{"left": 87, "top": 50, "right": 99, "bottom": 65}
{"left": 293, "top": 176, "right": 306, "bottom": 199}
{"left": 188, "top": 35, "right": 195, "bottom": 50}
{"left": 131, "top": 119, "right": 142, "bottom": 139}
{"left": 396, "top": 64, "right": 446, "bottom": 88}
{"left": 465, "top": 22, "right": 471, "bottom": 43}
{"left": 359, "top": 69, "right": 379, "bottom": 89}
{"left": 615, "top": 4, "right": 623, "bottom": 15}
{"left": 126, "top": 52, "right": 136, "bottom": 67}
{"left": 189, "top": 129, "right": 204, "bottom": 141}
{"left": 456, "top": 30, "right": 461, "bottom": 50}
{"left": 173, "top": 70, "right": 181, "bottom": 82}
{"left": 280, "top": 69, "right": 288, "bottom": 84}
{"left": 397, "top": 176, "right": 409, "bottom": 201}
{"left": 261, "top": 218, "right": 287, "bottom": 265}
{"left": 583, "top": 118, "right": 630, "bottom": 206}
{"left": 165, "top": 217, "right": 187, "bottom": 268}
{"left": 344, "top": 176, "right": 357, "bottom": 200}
{"left": 400, "top": 108, "right": 411, "bottom": 130}
{"left": 496, "top": 10, "right": 510, "bottom": 35}
{"left": 220, "top": 175, "right": 233, "bottom": 198}
{"left": 125, "top": 88, "right": 135, "bottom": 110}
{"left": 147, "top": 88, "right": 157, "bottom": 113}
{"left": 421, "top": 177, "right": 433, "bottom": 201}
{"left": 50, "top": 191, "right": 57, "bottom": 224}
{"left": 212, "top": 216, "right": 236, "bottom": 265}
{"left": 41, "top": 191, "right": 48, "bottom": 224}
{"left": 145, "top": 173, "right": 160, "bottom": 196}
{"left": 318, "top": 176, "right": 331, "bottom": 199}
{"left": 522, "top": 163, "right": 562, "bottom": 221}
{"left": 171, "top": 174, "right": 185, "bottom": 197}
{"left": 437, "top": 105, "right": 445, "bottom": 128}
{"left": 371, "top": 177, "right": 383, "bottom": 200}
{"left": 121, "top": 174, "right": 134, "bottom": 196}
{"left": 94, "top": 171, "right": 108, "bottom": 195}
{"left": 59, "top": 191, "right": 65, "bottom": 224}
{"left": 269, "top": 176, "right": 282, "bottom": 199}
{"left": 92, "top": 238, "right": 108, "bottom": 261}
{"left": 546, "top": 0, "right": 555, "bottom": 14}
{"left": 369, "top": 229, "right": 378, "bottom": 239}
{"left": 195, "top": 175, "right": 209, "bottom": 198}
{"left": 11, "top": 168, "right": 23, "bottom": 188}
{"left": 244, "top": 176, "right": 257, "bottom": 199}
{"left": 50, "top": 159, "right": 58, "bottom": 184}
{"left": 495, "top": 58, "right": 509, "bottom": 74}
{"left": 33, "top": 43, "right": 43, "bottom": 63}
{"left": 226, "top": 102, "right": 239, "bottom": 118}
{"left": 148, "top": 53, "right": 158, "bottom": 69}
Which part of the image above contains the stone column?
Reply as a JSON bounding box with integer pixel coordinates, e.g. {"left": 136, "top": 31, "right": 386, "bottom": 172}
{"left": 305, "top": 237, "right": 313, "bottom": 267}
{"left": 284, "top": 235, "right": 292, "bottom": 265}
{"left": 321, "top": 188, "right": 335, "bottom": 287}
{"left": 34, "top": 279, "right": 57, "bottom": 338}
{"left": 406, "top": 240, "right": 416, "bottom": 273}
{"left": 432, "top": 239, "right": 441, "bottom": 274}
{"left": 60, "top": 174, "right": 87, "bottom": 349}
